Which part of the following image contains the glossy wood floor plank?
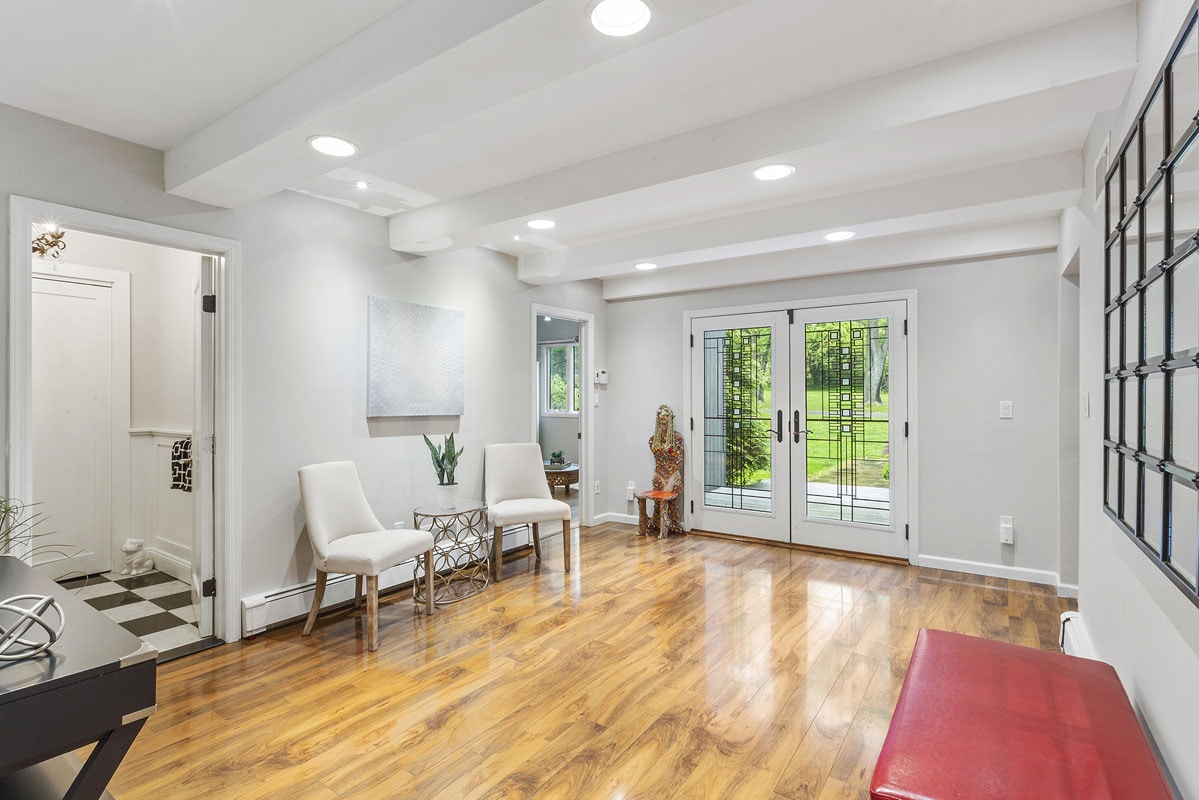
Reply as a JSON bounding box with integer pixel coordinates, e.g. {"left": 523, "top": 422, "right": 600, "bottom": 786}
{"left": 105, "top": 524, "right": 1072, "bottom": 800}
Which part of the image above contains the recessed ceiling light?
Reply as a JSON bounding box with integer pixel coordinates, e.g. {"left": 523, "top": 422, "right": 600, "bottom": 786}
{"left": 752, "top": 164, "right": 795, "bottom": 181}
{"left": 355, "top": 180, "right": 369, "bottom": 189}
{"left": 824, "top": 231, "right": 855, "bottom": 242}
{"left": 544, "top": 316, "right": 552, "bottom": 322}
{"left": 589, "top": 0, "right": 652, "bottom": 36}
{"left": 513, "top": 235, "right": 521, "bottom": 241}
{"left": 634, "top": 262, "right": 658, "bottom": 271}
{"left": 308, "top": 135, "right": 358, "bottom": 157}
{"left": 527, "top": 219, "right": 556, "bottom": 230}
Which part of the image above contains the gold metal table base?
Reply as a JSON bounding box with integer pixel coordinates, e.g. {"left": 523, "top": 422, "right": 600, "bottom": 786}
{"left": 413, "top": 503, "right": 490, "bottom": 606}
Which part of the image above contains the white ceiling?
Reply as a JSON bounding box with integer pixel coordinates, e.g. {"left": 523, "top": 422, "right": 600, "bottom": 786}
{"left": 0, "top": 0, "right": 1137, "bottom": 298}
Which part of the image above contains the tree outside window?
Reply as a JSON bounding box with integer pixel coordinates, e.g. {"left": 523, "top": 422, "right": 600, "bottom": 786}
{"left": 542, "top": 343, "right": 580, "bottom": 414}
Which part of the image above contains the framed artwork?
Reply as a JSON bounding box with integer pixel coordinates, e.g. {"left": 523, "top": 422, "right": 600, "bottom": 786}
{"left": 367, "top": 296, "right": 464, "bottom": 417}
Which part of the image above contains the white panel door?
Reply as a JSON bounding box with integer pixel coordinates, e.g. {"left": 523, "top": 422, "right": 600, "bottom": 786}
{"left": 689, "top": 312, "right": 790, "bottom": 542}
{"left": 32, "top": 276, "right": 116, "bottom": 577}
{"left": 789, "top": 301, "right": 908, "bottom": 559}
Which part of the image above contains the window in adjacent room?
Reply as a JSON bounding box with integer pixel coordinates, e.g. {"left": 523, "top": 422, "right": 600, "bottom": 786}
{"left": 541, "top": 342, "right": 581, "bottom": 415}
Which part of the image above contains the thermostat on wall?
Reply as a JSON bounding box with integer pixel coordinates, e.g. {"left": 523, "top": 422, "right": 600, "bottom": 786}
{"left": 594, "top": 369, "right": 608, "bottom": 385}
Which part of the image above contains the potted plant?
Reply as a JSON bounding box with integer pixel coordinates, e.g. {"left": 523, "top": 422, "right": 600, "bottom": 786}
{"left": 549, "top": 450, "right": 566, "bottom": 466}
{"left": 423, "top": 433, "right": 464, "bottom": 509}
{"left": 0, "top": 497, "right": 53, "bottom": 560}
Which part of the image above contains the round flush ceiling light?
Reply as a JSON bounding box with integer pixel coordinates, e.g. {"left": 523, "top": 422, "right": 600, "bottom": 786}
{"left": 824, "top": 230, "right": 855, "bottom": 242}
{"left": 355, "top": 180, "right": 369, "bottom": 189}
{"left": 589, "top": 0, "right": 652, "bottom": 37}
{"left": 752, "top": 163, "right": 796, "bottom": 181}
{"left": 634, "top": 262, "right": 658, "bottom": 271}
{"left": 308, "top": 135, "right": 358, "bottom": 157}
{"left": 527, "top": 219, "right": 556, "bottom": 230}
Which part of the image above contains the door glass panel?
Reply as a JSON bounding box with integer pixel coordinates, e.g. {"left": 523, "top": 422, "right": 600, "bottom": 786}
{"left": 1106, "top": 447, "right": 1120, "bottom": 511}
{"left": 1145, "top": 468, "right": 1165, "bottom": 554}
{"left": 1126, "top": 302, "right": 1141, "bottom": 367}
{"left": 1145, "top": 184, "right": 1167, "bottom": 269}
{"left": 702, "top": 327, "right": 773, "bottom": 512}
{"left": 1146, "top": 373, "right": 1166, "bottom": 458}
{"left": 1145, "top": 83, "right": 1167, "bottom": 171}
{"left": 1177, "top": 253, "right": 1199, "bottom": 353}
{"left": 1146, "top": 278, "right": 1166, "bottom": 360}
{"left": 1170, "top": 481, "right": 1198, "bottom": 589}
{"left": 804, "top": 318, "right": 890, "bottom": 526}
{"left": 1175, "top": 137, "right": 1199, "bottom": 248}
{"left": 1174, "top": 371, "right": 1198, "bottom": 471}
{"left": 1172, "top": 21, "right": 1199, "bottom": 154}
{"left": 1122, "top": 458, "right": 1139, "bottom": 527}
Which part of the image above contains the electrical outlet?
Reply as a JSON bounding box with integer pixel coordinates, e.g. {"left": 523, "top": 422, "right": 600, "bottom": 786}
{"left": 594, "top": 480, "right": 601, "bottom": 495}
{"left": 999, "top": 400, "right": 1013, "bottom": 419}
{"left": 999, "top": 515, "right": 1014, "bottom": 544}
{"left": 626, "top": 481, "right": 636, "bottom": 501}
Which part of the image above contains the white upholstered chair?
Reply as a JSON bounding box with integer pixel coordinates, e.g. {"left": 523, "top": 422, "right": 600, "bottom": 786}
{"left": 298, "top": 461, "right": 435, "bottom": 651}
{"left": 484, "top": 443, "right": 572, "bottom": 581}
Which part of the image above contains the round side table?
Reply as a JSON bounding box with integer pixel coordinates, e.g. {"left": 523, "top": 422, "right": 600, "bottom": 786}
{"left": 412, "top": 501, "right": 489, "bottom": 605}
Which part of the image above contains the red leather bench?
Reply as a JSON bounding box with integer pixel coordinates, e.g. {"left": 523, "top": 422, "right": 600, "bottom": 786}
{"left": 870, "top": 629, "right": 1172, "bottom": 800}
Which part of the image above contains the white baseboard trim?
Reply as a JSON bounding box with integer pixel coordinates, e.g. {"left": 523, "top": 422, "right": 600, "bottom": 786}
{"left": 916, "top": 555, "right": 1061, "bottom": 590}
{"left": 149, "top": 547, "right": 190, "bottom": 584}
{"left": 604, "top": 512, "right": 639, "bottom": 525}
{"left": 1057, "top": 582, "right": 1079, "bottom": 599}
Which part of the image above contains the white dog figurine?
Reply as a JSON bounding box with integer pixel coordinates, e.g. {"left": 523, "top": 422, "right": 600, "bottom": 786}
{"left": 120, "top": 538, "right": 155, "bottom": 576}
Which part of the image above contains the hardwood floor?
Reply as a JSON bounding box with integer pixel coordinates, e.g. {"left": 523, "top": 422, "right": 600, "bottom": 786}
{"left": 104, "top": 523, "right": 1072, "bottom": 800}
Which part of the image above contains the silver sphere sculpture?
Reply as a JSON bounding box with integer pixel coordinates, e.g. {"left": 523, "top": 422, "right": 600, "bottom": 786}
{"left": 0, "top": 594, "right": 66, "bottom": 661}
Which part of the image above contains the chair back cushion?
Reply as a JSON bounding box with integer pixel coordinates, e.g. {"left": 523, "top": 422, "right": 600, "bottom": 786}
{"left": 298, "top": 461, "right": 385, "bottom": 566}
{"left": 484, "top": 443, "right": 553, "bottom": 506}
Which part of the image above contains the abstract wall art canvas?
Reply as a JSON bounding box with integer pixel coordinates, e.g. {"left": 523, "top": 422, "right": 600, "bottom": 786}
{"left": 367, "top": 296, "right": 464, "bottom": 417}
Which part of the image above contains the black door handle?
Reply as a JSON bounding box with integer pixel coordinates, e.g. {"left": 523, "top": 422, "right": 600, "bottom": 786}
{"left": 775, "top": 410, "right": 783, "bottom": 443}
{"left": 794, "top": 410, "right": 801, "bottom": 443}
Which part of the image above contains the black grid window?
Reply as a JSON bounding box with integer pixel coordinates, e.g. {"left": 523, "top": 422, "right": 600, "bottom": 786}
{"left": 1104, "top": 2, "right": 1199, "bottom": 607}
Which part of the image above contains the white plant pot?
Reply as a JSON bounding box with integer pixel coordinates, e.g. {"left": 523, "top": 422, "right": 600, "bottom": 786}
{"left": 435, "top": 483, "right": 459, "bottom": 510}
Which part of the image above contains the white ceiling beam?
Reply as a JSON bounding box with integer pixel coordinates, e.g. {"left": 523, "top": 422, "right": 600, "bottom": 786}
{"left": 389, "top": 5, "right": 1134, "bottom": 250}
{"left": 166, "top": 0, "right": 753, "bottom": 208}
{"left": 518, "top": 151, "right": 1082, "bottom": 282}
{"left": 166, "top": 0, "right": 548, "bottom": 206}
{"left": 601, "top": 217, "right": 1061, "bottom": 301}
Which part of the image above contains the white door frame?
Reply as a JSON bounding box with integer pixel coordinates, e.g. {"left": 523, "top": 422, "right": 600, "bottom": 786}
{"left": 683, "top": 289, "right": 919, "bottom": 563}
{"left": 32, "top": 262, "right": 132, "bottom": 576}
{"left": 531, "top": 303, "right": 595, "bottom": 527}
{"left": 9, "top": 196, "right": 243, "bottom": 641}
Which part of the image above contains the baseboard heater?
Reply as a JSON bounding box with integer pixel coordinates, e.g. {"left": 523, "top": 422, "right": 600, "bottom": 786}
{"left": 1060, "top": 610, "right": 1097, "bottom": 660}
{"left": 241, "top": 525, "right": 533, "bottom": 637}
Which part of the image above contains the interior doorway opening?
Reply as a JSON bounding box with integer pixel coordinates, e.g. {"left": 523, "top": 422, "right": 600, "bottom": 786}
{"left": 9, "top": 195, "right": 243, "bottom": 651}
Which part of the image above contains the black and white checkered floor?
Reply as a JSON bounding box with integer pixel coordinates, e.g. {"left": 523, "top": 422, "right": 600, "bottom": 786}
{"left": 58, "top": 570, "right": 203, "bottom": 656}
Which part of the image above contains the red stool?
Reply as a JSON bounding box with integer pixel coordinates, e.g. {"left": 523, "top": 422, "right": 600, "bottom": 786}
{"left": 635, "top": 490, "right": 678, "bottom": 539}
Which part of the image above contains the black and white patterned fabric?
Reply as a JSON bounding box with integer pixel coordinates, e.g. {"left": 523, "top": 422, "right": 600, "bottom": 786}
{"left": 170, "top": 438, "right": 192, "bottom": 492}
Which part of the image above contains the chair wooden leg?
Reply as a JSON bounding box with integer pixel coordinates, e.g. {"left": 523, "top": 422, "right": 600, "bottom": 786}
{"left": 366, "top": 575, "right": 379, "bottom": 652}
{"left": 303, "top": 570, "right": 327, "bottom": 636}
{"left": 562, "top": 519, "right": 571, "bottom": 572}
{"left": 423, "top": 550, "right": 435, "bottom": 615}
{"left": 532, "top": 522, "right": 543, "bottom": 561}
{"left": 658, "top": 502, "right": 669, "bottom": 539}
{"left": 354, "top": 575, "right": 363, "bottom": 609}
{"left": 493, "top": 525, "right": 504, "bottom": 582}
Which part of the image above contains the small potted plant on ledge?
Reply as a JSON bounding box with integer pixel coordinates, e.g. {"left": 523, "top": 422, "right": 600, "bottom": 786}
{"left": 423, "top": 433, "right": 464, "bottom": 509}
{"left": 549, "top": 450, "right": 566, "bottom": 466}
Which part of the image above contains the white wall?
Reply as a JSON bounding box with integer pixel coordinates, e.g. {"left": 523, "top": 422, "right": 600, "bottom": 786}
{"left": 605, "top": 252, "right": 1063, "bottom": 581}
{"left": 1075, "top": 1, "right": 1199, "bottom": 796}
{"left": 0, "top": 102, "right": 608, "bottom": 605}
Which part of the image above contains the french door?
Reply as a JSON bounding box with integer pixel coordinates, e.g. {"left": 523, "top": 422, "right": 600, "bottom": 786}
{"left": 690, "top": 301, "right": 908, "bottom": 559}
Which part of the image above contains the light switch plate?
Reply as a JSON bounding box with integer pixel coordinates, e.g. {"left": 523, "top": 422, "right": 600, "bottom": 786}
{"left": 999, "top": 400, "right": 1013, "bottom": 419}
